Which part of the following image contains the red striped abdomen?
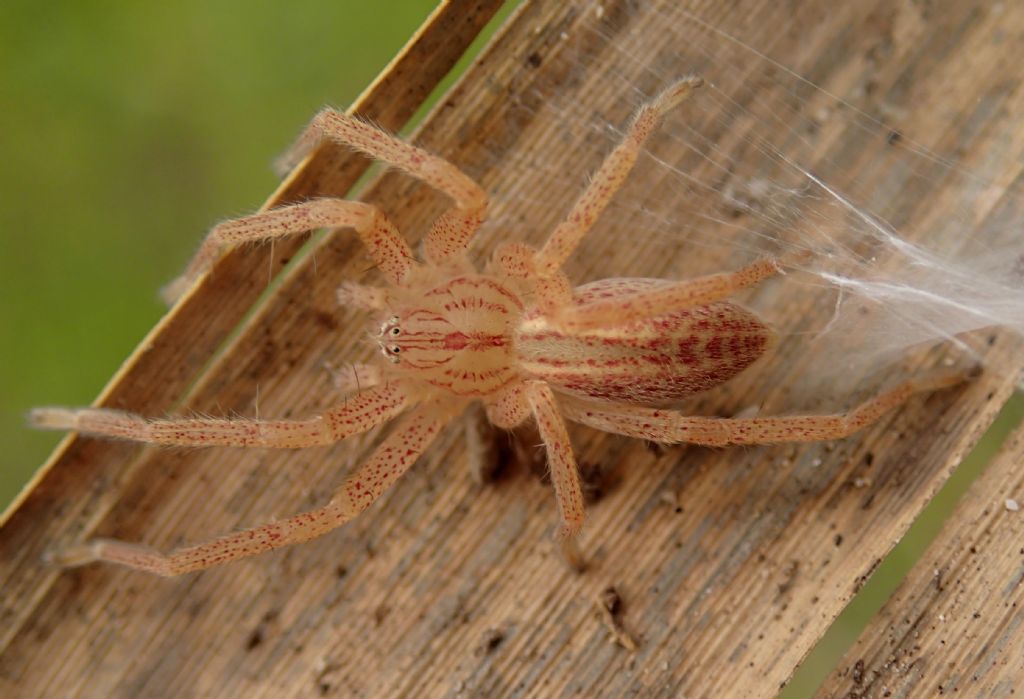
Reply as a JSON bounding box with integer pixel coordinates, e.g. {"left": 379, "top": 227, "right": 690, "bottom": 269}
{"left": 514, "top": 278, "right": 773, "bottom": 404}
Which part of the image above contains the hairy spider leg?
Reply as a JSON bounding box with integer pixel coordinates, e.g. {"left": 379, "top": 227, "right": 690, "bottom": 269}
{"left": 280, "top": 109, "right": 488, "bottom": 266}
{"left": 535, "top": 76, "right": 704, "bottom": 277}
{"left": 164, "top": 109, "right": 489, "bottom": 303}
{"left": 46, "top": 408, "right": 446, "bottom": 576}
{"left": 557, "top": 255, "right": 786, "bottom": 331}
{"left": 526, "top": 382, "right": 586, "bottom": 538}
{"left": 559, "top": 368, "right": 971, "bottom": 446}
{"left": 491, "top": 76, "right": 704, "bottom": 316}
{"left": 481, "top": 77, "right": 710, "bottom": 537}
{"left": 36, "top": 106, "right": 494, "bottom": 574}
{"left": 162, "top": 199, "right": 417, "bottom": 303}
{"left": 30, "top": 382, "right": 410, "bottom": 449}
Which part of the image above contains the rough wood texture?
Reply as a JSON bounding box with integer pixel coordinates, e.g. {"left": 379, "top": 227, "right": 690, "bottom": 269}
{"left": 817, "top": 422, "right": 1024, "bottom": 698}
{"left": 2, "top": 1, "right": 1023, "bottom": 697}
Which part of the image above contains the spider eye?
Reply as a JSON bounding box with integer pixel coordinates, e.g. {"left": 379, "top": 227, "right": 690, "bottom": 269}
{"left": 380, "top": 344, "right": 400, "bottom": 364}
{"left": 379, "top": 315, "right": 402, "bottom": 338}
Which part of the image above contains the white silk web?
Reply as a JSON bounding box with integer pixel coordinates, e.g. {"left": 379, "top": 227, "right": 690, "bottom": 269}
{"left": 475, "top": 1, "right": 1024, "bottom": 395}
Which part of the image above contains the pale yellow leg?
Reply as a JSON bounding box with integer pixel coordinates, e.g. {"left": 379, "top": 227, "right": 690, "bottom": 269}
{"left": 31, "top": 382, "right": 409, "bottom": 449}
{"left": 561, "top": 368, "right": 972, "bottom": 446}
{"left": 47, "top": 409, "right": 446, "bottom": 576}
{"left": 280, "top": 108, "right": 488, "bottom": 266}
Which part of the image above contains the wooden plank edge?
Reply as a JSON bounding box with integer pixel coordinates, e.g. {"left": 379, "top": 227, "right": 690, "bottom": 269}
{"left": 0, "top": 0, "right": 508, "bottom": 529}
{"left": 814, "top": 395, "right": 1024, "bottom": 697}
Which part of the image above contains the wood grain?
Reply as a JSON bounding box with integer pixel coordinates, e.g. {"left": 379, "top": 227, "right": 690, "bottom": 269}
{"left": 816, "top": 421, "right": 1024, "bottom": 698}
{"left": 2, "top": 1, "right": 1023, "bottom": 697}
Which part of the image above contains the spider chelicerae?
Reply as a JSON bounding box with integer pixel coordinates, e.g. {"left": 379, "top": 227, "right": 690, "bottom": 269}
{"left": 32, "top": 76, "right": 968, "bottom": 576}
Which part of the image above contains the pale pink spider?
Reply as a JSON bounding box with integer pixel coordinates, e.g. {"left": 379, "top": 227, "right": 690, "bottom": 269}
{"left": 32, "top": 77, "right": 967, "bottom": 576}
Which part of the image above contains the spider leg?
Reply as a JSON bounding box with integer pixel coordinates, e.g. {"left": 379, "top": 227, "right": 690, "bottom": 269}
{"left": 558, "top": 255, "right": 785, "bottom": 331}
{"left": 481, "top": 381, "right": 586, "bottom": 538}
{"left": 163, "top": 199, "right": 417, "bottom": 303}
{"left": 489, "top": 242, "right": 576, "bottom": 316}
{"left": 483, "top": 382, "right": 531, "bottom": 429}
{"left": 560, "top": 367, "right": 972, "bottom": 446}
{"left": 279, "top": 109, "right": 487, "bottom": 266}
{"left": 47, "top": 408, "right": 446, "bottom": 576}
{"left": 490, "top": 77, "right": 703, "bottom": 316}
{"left": 30, "top": 382, "right": 409, "bottom": 449}
{"left": 526, "top": 382, "right": 586, "bottom": 539}
{"left": 534, "top": 76, "right": 703, "bottom": 277}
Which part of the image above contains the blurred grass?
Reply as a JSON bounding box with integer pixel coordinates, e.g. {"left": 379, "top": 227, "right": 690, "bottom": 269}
{"left": 782, "top": 390, "right": 1024, "bottom": 697}
{"left": 0, "top": 1, "right": 442, "bottom": 509}
{"left": 778, "top": 390, "right": 1019, "bottom": 695}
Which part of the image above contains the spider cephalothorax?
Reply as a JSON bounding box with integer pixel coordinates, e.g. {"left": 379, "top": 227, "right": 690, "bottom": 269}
{"left": 33, "top": 76, "right": 967, "bottom": 576}
{"left": 377, "top": 274, "right": 523, "bottom": 396}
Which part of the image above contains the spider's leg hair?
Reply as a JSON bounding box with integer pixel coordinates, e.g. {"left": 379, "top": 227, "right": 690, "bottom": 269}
{"left": 535, "top": 76, "right": 703, "bottom": 276}
{"left": 558, "top": 255, "right": 784, "bottom": 331}
{"left": 163, "top": 198, "right": 417, "bottom": 304}
{"left": 559, "top": 367, "right": 971, "bottom": 446}
{"left": 279, "top": 108, "right": 487, "bottom": 267}
{"left": 46, "top": 406, "right": 447, "bottom": 576}
{"left": 30, "top": 381, "right": 411, "bottom": 449}
{"left": 526, "top": 382, "right": 586, "bottom": 539}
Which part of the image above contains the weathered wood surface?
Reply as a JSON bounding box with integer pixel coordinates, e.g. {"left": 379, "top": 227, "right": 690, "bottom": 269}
{"left": 817, "top": 420, "right": 1024, "bottom": 698}
{"left": 2, "top": 1, "right": 1023, "bottom": 697}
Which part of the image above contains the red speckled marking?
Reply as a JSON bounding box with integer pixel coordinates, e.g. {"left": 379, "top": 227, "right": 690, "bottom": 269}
{"left": 79, "top": 409, "right": 445, "bottom": 576}
{"left": 297, "top": 109, "right": 487, "bottom": 267}
{"left": 560, "top": 258, "right": 781, "bottom": 332}
{"left": 484, "top": 382, "right": 531, "bottom": 428}
{"left": 516, "top": 279, "right": 773, "bottom": 404}
{"left": 47, "top": 382, "right": 410, "bottom": 449}
{"left": 559, "top": 369, "right": 967, "bottom": 446}
{"left": 173, "top": 199, "right": 417, "bottom": 298}
{"left": 535, "top": 78, "right": 702, "bottom": 275}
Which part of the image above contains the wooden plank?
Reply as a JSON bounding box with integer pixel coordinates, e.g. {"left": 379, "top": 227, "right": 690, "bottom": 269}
{"left": 816, "top": 418, "right": 1024, "bottom": 698}
{"left": 1, "top": 1, "right": 1022, "bottom": 697}
{"left": 1, "top": 0, "right": 507, "bottom": 523}
{"left": 0, "top": 0, "right": 504, "bottom": 670}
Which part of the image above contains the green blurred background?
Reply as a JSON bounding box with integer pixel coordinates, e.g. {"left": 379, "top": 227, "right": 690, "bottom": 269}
{"left": 0, "top": 1, "right": 442, "bottom": 509}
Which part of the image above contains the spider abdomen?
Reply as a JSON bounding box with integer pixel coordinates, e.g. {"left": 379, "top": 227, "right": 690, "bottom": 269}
{"left": 514, "top": 278, "right": 774, "bottom": 404}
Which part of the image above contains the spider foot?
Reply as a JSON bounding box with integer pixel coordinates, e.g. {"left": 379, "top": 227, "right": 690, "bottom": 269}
{"left": 28, "top": 407, "right": 74, "bottom": 431}
{"left": 160, "top": 274, "right": 192, "bottom": 305}
{"left": 920, "top": 361, "right": 982, "bottom": 390}
{"left": 42, "top": 539, "right": 131, "bottom": 569}
{"left": 44, "top": 538, "right": 178, "bottom": 576}
{"left": 558, "top": 536, "right": 587, "bottom": 574}
{"left": 657, "top": 75, "right": 704, "bottom": 110}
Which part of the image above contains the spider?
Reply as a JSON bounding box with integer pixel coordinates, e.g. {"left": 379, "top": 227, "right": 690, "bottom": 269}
{"left": 32, "top": 76, "right": 968, "bottom": 576}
